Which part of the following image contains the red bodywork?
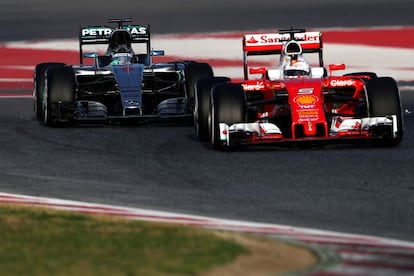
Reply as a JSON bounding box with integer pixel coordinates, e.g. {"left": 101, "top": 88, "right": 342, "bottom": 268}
{"left": 238, "top": 72, "right": 368, "bottom": 140}
{"left": 232, "top": 30, "right": 373, "bottom": 141}
{"left": 287, "top": 78, "right": 327, "bottom": 138}
{"left": 206, "top": 29, "right": 401, "bottom": 149}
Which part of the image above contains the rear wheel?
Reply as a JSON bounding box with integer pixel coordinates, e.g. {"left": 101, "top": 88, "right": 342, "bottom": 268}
{"left": 43, "top": 66, "right": 75, "bottom": 127}
{"left": 184, "top": 62, "right": 214, "bottom": 101}
{"left": 194, "top": 77, "right": 230, "bottom": 142}
{"left": 33, "top": 62, "right": 65, "bottom": 120}
{"left": 210, "top": 83, "right": 246, "bottom": 150}
{"left": 366, "top": 77, "right": 403, "bottom": 146}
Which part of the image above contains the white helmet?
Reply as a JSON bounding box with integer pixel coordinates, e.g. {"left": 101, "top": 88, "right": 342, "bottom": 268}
{"left": 110, "top": 53, "right": 133, "bottom": 65}
{"left": 283, "top": 58, "right": 310, "bottom": 78}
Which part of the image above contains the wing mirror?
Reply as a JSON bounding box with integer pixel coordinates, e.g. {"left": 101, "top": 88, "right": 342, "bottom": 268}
{"left": 249, "top": 67, "right": 267, "bottom": 80}
{"left": 329, "top": 64, "right": 346, "bottom": 71}
{"left": 249, "top": 67, "right": 267, "bottom": 75}
{"left": 151, "top": 50, "right": 165, "bottom": 56}
{"left": 328, "top": 64, "right": 346, "bottom": 76}
{"left": 83, "top": 53, "right": 98, "bottom": 59}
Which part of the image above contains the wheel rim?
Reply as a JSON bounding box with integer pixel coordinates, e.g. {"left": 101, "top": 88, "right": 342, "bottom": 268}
{"left": 33, "top": 89, "right": 38, "bottom": 115}
{"left": 43, "top": 84, "right": 48, "bottom": 124}
{"left": 33, "top": 73, "right": 37, "bottom": 114}
{"left": 209, "top": 104, "right": 215, "bottom": 145}
{"left": 194, "top": 93, "right": 200, "bottom": 136}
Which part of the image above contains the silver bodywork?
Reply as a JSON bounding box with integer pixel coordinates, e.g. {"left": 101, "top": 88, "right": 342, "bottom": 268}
{"left": 33, "top": 19, "right": 213, "bottom": 126}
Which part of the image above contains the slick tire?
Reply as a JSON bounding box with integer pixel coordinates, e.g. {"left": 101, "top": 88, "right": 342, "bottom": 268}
{"left": 43, "top": 66, "right": 75, "bottom": 127}
{"left": 210, "top": 83, "right": 246, "bottom": 150}
{"left": 194, "top": 77, "right": 230, "bottom": 142}
{"left": 33, "top": 62, "right": 65, "bottom": 121}
{"left": 366, "top": 77, "right": 403, "bottom": 146}
{"left": 184, "top": 62, "right": 214, "bottom": 101}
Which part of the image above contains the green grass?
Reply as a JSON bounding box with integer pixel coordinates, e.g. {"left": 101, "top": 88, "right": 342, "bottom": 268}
{"left": 0, "top": 204, "right": 247, "bottom": 276}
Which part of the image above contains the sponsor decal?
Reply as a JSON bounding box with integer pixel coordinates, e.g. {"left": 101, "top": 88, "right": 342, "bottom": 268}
{"left": 260, "top": 35, "right": 282, "bottom": 44}
{"left": 246, "top": 36, "right": 259, "bottom": 44}
{"left": 329, "top": 79, "right": 356, "bottom": 87}
{"left": 270, "top": 82, "right": 285, "bottom": 90}
{"left": 297, "top": 109, "right": 319, "bottom": 122}
{"left": 245, "top": 32, "right": 320, "bottom": 45}
{"left": 335, "top": 116, "right": 343, "bottom": 128}
{"left": 242, "top": 81, "right": 265, "bottom": 91}
{"left": 125, "top": 100, "right": 139, "bottom": 106}
{"left": 294, "top": 95, "right": 318, "bottom": 105}
{"left": 298, "top": 110, "right": 319, "bottom": 117}
{"left": 298, "top": 88, "right": 314, "bottom": 94}
{"left": 124, "top": 26, "right": 147, "bottom": 35}
{"left": 82, "top": 28, "right": 112, "bottom": 37}
{"left": 81, "top": 26, "right": 147, "bottom": 37}
{"left": 353, "top": 121, "right": 362, "bottom": 129}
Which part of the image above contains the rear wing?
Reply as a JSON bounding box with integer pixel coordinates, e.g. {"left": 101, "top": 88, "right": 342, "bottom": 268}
{"left": 79, "top": 23, "right": 151, "bottom": 64}
{"left": 242, "top": 29, "right": 323, "bottom": 79}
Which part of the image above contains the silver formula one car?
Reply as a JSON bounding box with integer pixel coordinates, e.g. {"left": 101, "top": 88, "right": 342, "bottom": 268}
{"left": 33, "top": 18, "right": 214, "bottom": 126}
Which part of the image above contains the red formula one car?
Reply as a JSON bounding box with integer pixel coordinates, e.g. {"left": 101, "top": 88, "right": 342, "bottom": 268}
{"left": 194, "top": 29, "right": 403, "bottom": 150}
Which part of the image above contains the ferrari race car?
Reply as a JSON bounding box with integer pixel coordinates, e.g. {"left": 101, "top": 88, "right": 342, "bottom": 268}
{"left": 194, "top": 29, "right": 403, "bottom": 150}
{"left": 33, "top": 18, "right": 213, "bottom": 126}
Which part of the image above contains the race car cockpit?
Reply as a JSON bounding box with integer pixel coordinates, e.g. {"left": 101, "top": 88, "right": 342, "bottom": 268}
{"left": 109, "top": 53, "right": 133, "bottom": 65}
{"left": 280, "top": 41, "right": 311, "bottom": 78}
{"left": 79, "top": 20, "right": 157, "bottom": 67}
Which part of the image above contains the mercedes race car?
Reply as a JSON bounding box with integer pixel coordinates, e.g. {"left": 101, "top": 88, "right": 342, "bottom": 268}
{"left": 33, "top": 18, "right": 213, "bottom": 126}
{"left": 194, "top": 29, "right": 403, "bottom": 150}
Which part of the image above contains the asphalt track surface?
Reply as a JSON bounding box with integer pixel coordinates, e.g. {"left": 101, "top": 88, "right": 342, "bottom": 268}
{"left": 2, "top": 0, "right": 414, "bottom": 41}
{"left": 0, "top": 1, "right": 413, "bottom": 244}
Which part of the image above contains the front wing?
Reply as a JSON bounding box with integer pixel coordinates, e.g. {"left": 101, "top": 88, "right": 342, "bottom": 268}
{"left": 218, "top": 115, "right": 398, "bottom": 147}
{"left": 50, "top": 97, "right": 192, "bottom": 124}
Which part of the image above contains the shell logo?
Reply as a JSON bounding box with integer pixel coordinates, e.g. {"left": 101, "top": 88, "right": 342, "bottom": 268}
{"left": 294, "top": 95, "right": 318, "bottom": 105}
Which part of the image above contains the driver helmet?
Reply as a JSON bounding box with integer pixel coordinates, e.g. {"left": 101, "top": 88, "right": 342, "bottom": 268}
{"left": 283, "top": 56, "right": 310, "bottom": 78}
{"left": 110, "top": 53, "right": 133, "bottom": 65}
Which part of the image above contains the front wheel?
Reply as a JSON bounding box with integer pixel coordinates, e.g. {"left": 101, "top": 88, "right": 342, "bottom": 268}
{"left": 194, "top": 77, "right": 230, "bottom": 142}
{"left": 366, "top": 77, "right": 403, "bottom": 146}
{"left": 43, "top": 66, "right": 75, "bottom": 127}
{"left": 33, "top": 62, "right": 65, "bottom": 121}
{"left": 210, "top": 83, "right": 246, "bottom": 150}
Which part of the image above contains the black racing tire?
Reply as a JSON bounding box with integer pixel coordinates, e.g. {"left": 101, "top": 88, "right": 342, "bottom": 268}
{"left": 194, "top": 77, "right": 230, "bottom": 142}
{"left": 33, "top": 62, "right": 65, "bottom": 120}
{"left": 184, "top": 62, "right": 214, "bottom": 101}
{"left": 366, "top": 77, "right": 403, "bottom": 146}
{"left": 210, "top": 83, "right": 246, "bottom": 150}
{"left": 43, "top": 66, "right": 75, "bottom": 127}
